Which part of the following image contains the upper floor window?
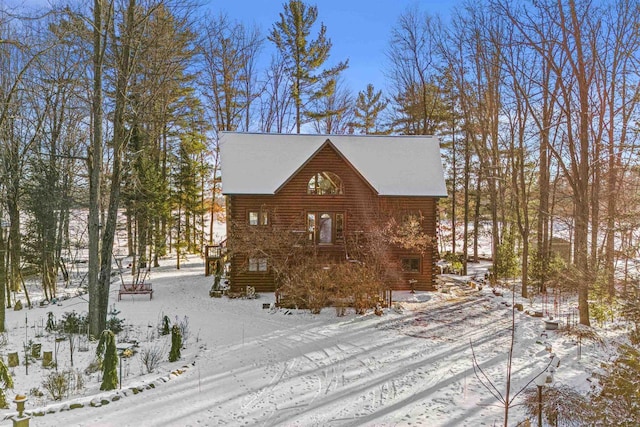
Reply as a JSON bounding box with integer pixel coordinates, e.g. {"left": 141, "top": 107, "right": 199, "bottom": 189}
{"left": 307, "top": 172, "right": 344, "bottom": 195}
{"left": 248, "top": 208, "right": 268, "bottom": 226}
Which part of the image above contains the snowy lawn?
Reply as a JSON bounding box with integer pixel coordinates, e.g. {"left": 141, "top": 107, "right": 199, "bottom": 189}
{"left": 0, "top": 255, "right": 619, "bottom": 426}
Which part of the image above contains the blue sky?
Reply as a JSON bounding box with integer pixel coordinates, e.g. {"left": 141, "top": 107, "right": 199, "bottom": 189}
{"left": 206, "top": 0, "right": 457, "bottom": 93}
{"left": 7, "top": 0, "right": 457, "bottom": 93}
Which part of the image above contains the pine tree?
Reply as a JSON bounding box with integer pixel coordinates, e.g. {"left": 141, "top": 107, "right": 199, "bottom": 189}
{"left": 96, "top": 330, "right": 119, "bottom": 391}
{"left": 160, "top": 315, "right": 170, "bottom": 335}
{"left": 351, "top": 84, "right": 388, "bottom": 134}
{"left": 268, "top": 0, "right": 348, "bottom": 133}
{"left": 169, "top": 325, "right": 182, "bottom": 362}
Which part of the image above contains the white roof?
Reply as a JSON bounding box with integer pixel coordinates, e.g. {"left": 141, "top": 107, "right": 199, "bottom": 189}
{"left": 219, "top": 132, "right": 447, "bottom": 197}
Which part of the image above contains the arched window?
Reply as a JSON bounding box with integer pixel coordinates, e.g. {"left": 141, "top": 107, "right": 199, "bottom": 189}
{"left": 307, "top": 172, "right": 344, "bottom": 195}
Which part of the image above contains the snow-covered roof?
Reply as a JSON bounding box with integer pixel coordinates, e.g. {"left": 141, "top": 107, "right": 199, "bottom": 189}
{"left": 219, "top": 132, "right": 447, "bottom": 197}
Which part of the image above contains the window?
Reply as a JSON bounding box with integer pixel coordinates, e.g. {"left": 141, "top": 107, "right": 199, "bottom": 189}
{"left": 307, "top": 213, "right": 316, "bottom": 241}
{"left": 248, "top": 258, "right": 267, "bottom": 272}
{"left": 248, "top": 208, "right": 268, "bottom": 226}
{"left": 335, "top": 213, "right": 344, "bottom": 242}
{"left": 307, "top": 212, "right": 345, "bottom": 244}
{"left": 249, "top": 211, "right": 259, "bottom": 225}
{"left": 401, "top": 258, "right": 421, "bottom": 273}
{"left": 307, "top": 172, "right": 344, "bottom": 195}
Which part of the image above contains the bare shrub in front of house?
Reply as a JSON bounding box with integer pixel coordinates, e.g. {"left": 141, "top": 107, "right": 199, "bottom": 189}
{"left": 229, "top": 211, "right": 432, "bottom": 314}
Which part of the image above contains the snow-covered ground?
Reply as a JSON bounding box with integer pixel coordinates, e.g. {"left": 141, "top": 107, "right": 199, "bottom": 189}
{"left": 0, "top": 254, "right": 622, "bottom": 426}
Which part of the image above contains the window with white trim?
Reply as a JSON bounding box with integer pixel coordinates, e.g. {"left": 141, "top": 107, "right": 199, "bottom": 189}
{"left": 248, "top": 257, "right": 267, "bottom": 272}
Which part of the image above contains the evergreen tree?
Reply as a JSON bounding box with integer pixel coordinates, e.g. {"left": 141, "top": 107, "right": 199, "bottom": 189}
{"left": 96, "top": 330, "right": 119, "bottom": 391}
{"left": 595, "top": 344, "right": 640, "bottom": 424}
{"left": 268, "top": 0, "right": 348, "bottom": 133}
{"left": 169, "top": 324, "right": 182, "bottom": 362}
{"left": 0, "top": 356, "right": 13, "bottom": 408}
{"left": 351, "top": 83, "right": 389, "bottom": 134}
{"left": 161, "top": 315, "right": 171, "bottom": 336}
{"left": 121, "top": 4, "right": 200, "bottom": 270}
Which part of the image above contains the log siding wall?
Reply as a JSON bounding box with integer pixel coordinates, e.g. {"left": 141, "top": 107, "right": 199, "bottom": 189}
{"left": 226, "top": 143, "right": 441, "bottom": 293}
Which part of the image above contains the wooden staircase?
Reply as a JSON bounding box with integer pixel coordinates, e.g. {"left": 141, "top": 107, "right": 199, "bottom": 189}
{"left": 205, "top": 239, "right": 227, "bottom": 276}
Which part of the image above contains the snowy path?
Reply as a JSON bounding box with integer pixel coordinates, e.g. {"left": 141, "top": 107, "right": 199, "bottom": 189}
{"left": 2, "top": 258, "right": 558, "bottom": 426}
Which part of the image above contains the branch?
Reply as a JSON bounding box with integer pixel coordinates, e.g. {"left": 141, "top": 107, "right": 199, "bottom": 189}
{"left": 470, "top": 339, "right": 505, "bottom": 404}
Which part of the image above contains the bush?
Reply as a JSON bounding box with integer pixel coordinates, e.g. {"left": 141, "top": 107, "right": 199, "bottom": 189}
{"left": 522, "top": 384, "right": 592, "bottom": 426}
{"left": 593, "top": 344, "right": 640, "bottom": 424}
{"left": 140, "top": 340, "right": 166, "bottom": 373}
{"left": 106, "top": 308, "right": 125, "bottom": 334}
{"left": 58, "top": 311, "right": 88, "bottom": 334}
{"left": 441, "top": 252, "right": 464, "bottom": 275}
{"left": 29, "top": 387, "right": 44, "bottom": 398}
{"left": 84, "top": 358, "right": 101, "bottom": 375}
{"left": 528, "top": 248, "right": 566, "bottom": 289}
{"left": 276, "top": 260, "right": 384, "bottom": 315}
{"left": 160, "top": 315, "right": 171, "bottom": 336}
{"left": 42, "top": 371, "right": 69, "bottom": 401}
{"left": 41, "top": 369, "right": 83, "bottom": 401}
{"left": 175, "top": 316, "right": 190, "bottom": 343}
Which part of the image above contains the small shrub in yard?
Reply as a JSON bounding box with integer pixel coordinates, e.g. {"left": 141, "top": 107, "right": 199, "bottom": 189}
{"left": 160, "top": 315, "right": 171, "bottom": 336}
{"left": 41, "top": 369, "right": 84, "bottom": 401}
{"left": 176, "top": 315, "right": 190, "bottom": 343}
{"left": 29, "top": 387, "right": 44, "bottom": 398}
{"left": 106, "top": 308, "right": 125, "bottom": 334}
{"left": 84, "top": 358, "right": 101, "bottom": 375}
{"left": 140, "top": 340, "right": 166, "bottom": 373}
{"left": 58, "top": 311, "right": 88, "bottom": 334}
{"left": 169, "top": 325, "right": 182, "bottom": 362}
{"left": 42, "top": 371, "right": 70, "bottom": 401}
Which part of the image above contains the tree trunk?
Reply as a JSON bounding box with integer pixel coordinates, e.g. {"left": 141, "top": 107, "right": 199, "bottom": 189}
{"left": 0, "top": 229, "right": 6, "bottom": 331}
{"left": 88, "top": 0, "right": 105, "bottom": 339}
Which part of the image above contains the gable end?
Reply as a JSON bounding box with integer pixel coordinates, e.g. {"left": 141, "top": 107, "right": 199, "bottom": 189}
{"left": 274, "top": 139, "right": 378, "bottom": 196}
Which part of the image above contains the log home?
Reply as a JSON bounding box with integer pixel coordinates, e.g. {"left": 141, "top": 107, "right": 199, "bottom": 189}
{"left": 219, "top": 132, "right": 447, "bottom": 294}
